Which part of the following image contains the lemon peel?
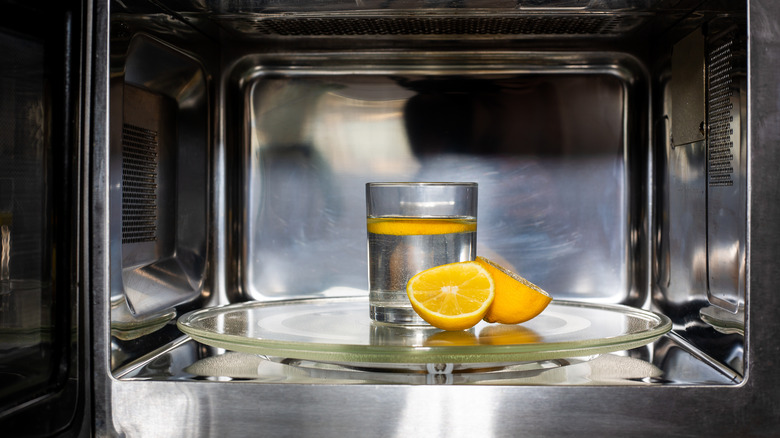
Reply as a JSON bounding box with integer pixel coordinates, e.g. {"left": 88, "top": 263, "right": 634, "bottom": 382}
{"left": 476, "top": 256, "right": 552, "bottom": 324}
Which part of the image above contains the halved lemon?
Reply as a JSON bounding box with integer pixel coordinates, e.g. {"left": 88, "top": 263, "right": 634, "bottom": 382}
{"left": 406, "top": 261, "right": 495, "bottom": 331}
{"left": 476, "top": 256, "right": 552, "bottom": 324}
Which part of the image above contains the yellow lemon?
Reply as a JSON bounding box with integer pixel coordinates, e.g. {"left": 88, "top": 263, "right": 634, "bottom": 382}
{"left": 476, "top": 256, "right": 552, "bottom": 324}
{"left": 406, "top": 261, "right": 495, "bottom": 331}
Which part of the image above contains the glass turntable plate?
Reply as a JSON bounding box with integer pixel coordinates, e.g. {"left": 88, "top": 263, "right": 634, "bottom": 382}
{"left": 177, "top": 297, "right": 671, "bottom": 364}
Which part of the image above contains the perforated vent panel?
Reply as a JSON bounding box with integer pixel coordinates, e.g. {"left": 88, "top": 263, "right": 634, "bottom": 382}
{"left": 122, "top": 123, "right": 158, "bottom": 244}
{"left": 705, "top": 28, "right": 745, "bottom": 314}
{"left": 248, "top": 15, "right": 629, "bottom": 36}
{"left": 707, "top": 39, "right": 735, "bottom": 187}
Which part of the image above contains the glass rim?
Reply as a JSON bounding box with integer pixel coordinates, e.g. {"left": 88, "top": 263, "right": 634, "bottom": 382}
{"left": 366, "top": 182, "right": 477, "bottom": 187}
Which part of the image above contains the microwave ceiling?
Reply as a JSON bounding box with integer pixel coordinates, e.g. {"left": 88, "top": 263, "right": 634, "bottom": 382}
{"left": 241, "top": 13, "right": 640, "bottom": 37}
{"left": 110, "top": 0, "right": 730, "bottom": 41}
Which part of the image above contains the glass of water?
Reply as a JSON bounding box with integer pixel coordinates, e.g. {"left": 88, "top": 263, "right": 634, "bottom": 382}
{"left": 366, "top": 182, "right": 477, "bottom": 325}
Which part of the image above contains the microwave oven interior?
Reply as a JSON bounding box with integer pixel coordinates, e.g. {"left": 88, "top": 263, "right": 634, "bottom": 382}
{"left": 106, "top": 0, "right": 747, "bottom": 388}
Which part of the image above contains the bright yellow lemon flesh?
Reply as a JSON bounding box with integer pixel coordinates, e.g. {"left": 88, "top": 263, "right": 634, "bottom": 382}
{"left": 476, "top": 256, "right": 552, "bottom": 324}
{"left": 406, "top": 261, "right": 494, "bottom": 331}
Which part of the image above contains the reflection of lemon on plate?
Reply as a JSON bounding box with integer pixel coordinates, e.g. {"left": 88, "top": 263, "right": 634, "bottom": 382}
{"left": 424, "top": 330, "right": 479, "bottom": 346}
{"left": 476, "top": 256, "right": 552, "bottom": 325}
{"left": 478, "top": 324, "right": 541, "bottom": 345}
{"left": 406, "top": 261, "right": 495, "bottom": 331}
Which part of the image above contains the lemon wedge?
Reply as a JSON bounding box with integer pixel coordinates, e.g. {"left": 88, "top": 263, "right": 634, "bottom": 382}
{"left": 476, "top": 256, "right": 552, "bottom": 324}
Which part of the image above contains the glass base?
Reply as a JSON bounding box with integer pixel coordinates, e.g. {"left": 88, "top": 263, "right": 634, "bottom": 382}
{"left": 370, "top": 304, "right": 430, "bottom": 326}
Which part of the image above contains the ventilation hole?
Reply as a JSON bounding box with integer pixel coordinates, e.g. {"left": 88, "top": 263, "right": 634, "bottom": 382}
{"left": 707, "top": 38, "right": 735, "bottom": 188}
{"left": 122, "top": 123, "right": 158, "bottom": 243}
{"left": 249, "top": 15, "right": 628, "bottom": 36}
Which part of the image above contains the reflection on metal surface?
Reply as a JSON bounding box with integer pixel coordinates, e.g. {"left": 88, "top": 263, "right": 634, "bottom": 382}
{"left": 654, "top": 333, "right": 741, "bottom": 384}
{"left": 239, "top": 53, "right": 646, "bottom": 306}
{"left": 655, "top": 25, "right": 746, "bottom": 378}
{"left": 117, "top": 334, "right": 743, "bottom": 387}
{"left": 119, "top": 338, "right": 679, "bottom": 385}
{"left": 0, "top": 225, "right": 9, "bottom": 288}
{"left": 657, "top": 133, "right": 707, "bottom": 317}
{"left": 276, "top": 353, "right": 662, "bottom": 386}
{"left": 182, "top": 353, "right": 603, "bottom": 385}
{"left": 699, "top": 305, "right": 744, "bottom": 336}
{"left": 0, "top": 179, "right": 9, "bottom": 296}
{"left": 671, "top": 29, "right": 705, "bottom": 147}
{"left": 706, "top": 28, "right": 746, "bottom": 314}
{"left": 0, "top": 281, "right": 55, "bottom": 413}
{"left": 110, "top": 35, "right": 209, "bottom": 318}
{"left": 110, "top": 295, "right": 177, "bottom": 341}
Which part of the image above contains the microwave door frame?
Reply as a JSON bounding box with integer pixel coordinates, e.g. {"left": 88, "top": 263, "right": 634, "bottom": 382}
{"left": 0, "top": 0, "right": 88, "bottom": 435}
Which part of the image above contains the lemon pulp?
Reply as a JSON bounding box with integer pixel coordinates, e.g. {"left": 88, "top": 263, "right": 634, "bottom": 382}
{"left": 367, "top": 217, "right": 476, "bottom": 236}
{"left": 406, "top": 261, "right": 494, "bottom": 331}
{"left": 476, "top": 256, "right": 552, "bottom": 324}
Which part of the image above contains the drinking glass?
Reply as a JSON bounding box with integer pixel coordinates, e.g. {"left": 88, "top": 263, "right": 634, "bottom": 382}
{"left": 366, "top": 182, "right": 477, "bottom": 325}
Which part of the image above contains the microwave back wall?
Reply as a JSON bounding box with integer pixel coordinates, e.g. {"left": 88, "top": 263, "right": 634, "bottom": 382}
{"left": 2, "top": 0, "right": 780, "bottom": 436}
